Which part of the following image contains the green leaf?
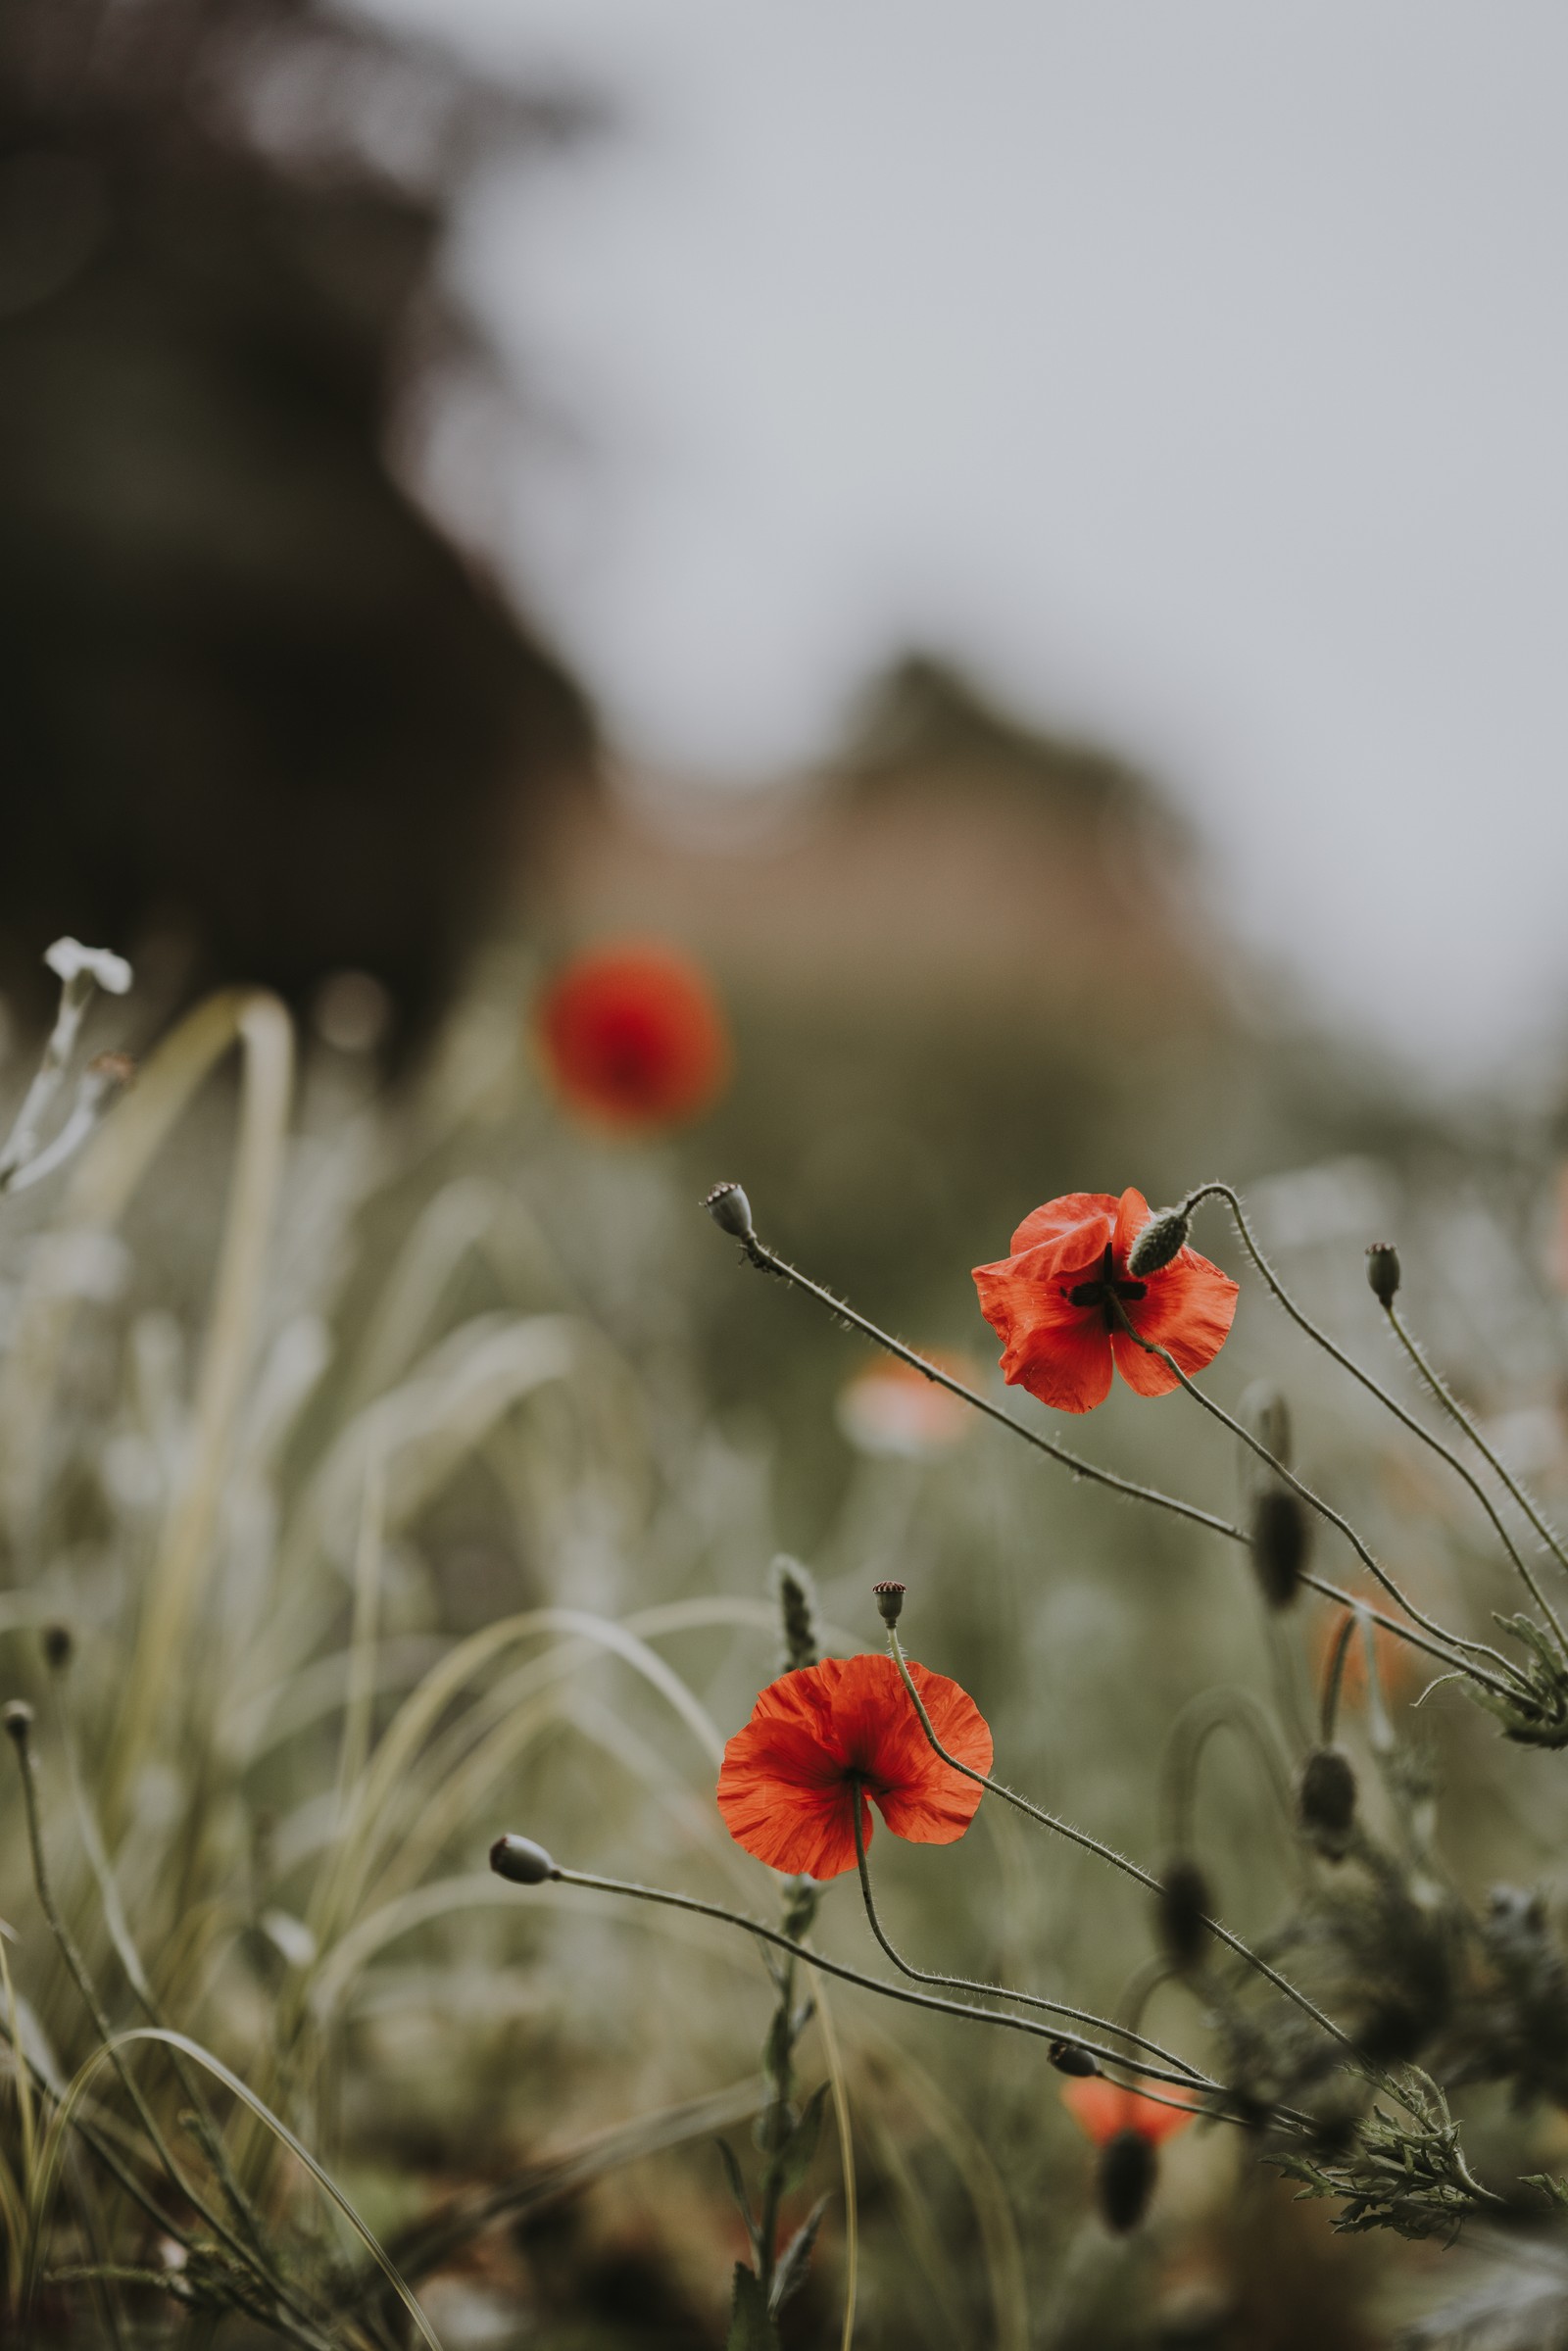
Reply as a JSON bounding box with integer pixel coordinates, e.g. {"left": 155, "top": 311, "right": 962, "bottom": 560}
{"left": 727, "top": 2262, "right": 782, "bottom": 2351}
{"left": 715, "top": 2138, "right": 760, "bottom": 2257}
{"left": 775, "top": 2082, "right": 829, "bottom": 2197}
{"left": 769, "top": 2193, "right": 830, "bottom": 2316}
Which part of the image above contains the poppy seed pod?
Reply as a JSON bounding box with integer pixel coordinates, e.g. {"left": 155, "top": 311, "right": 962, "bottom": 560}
{"left": 1098, "top": 2131, "right": 1158, "bottom": 2233}
{"left": 1365, "top": 1242, "right": 1401, "bottom": 1307}
{"left": 1250, "top": 1488, "right": 1309, "bottom": 1609}
{"left": 704, "top": 1182, "right": 755, "bottom": 1242}
{"left": 2, "top": 1700, "right": 33, "bottom": 1743}
{"left": 1049, "top": 2039, "right": 1100, "bottom": 2079}
{"left": 1157, "top": 1857, "right": 1212, "bottom": 1974}
{"left": 1126, "top": 1204, "right": 1191, "bottom": 1280}
{"left": 489, "top": 1834, "right": 557, "bottom": 1886}
{"left": 872, "top": 1581, "right": 906, "bottom": 1628}
{"left": 1242, "top": 1380, "right": 1293, "bottom": 1472}
{"left": 41, "top": 1624, "right": 73, "bottom": 1673}
{"left": 1298, "top": 1745, "right": 1357, "bottom": 1859}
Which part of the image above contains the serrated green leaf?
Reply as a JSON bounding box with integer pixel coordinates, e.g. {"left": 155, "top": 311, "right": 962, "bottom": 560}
{"left": 775, "top": 2082, "right": 828, "bottom": 2197}
{"left": 727, "top": 2261, "right": 781, "bottom": 2351}
{"left": 715, "top": 2138, "right": 760, "bottom": 2256}
{"left": 769, "top": 2193, "right": 830, "bottom": 2316}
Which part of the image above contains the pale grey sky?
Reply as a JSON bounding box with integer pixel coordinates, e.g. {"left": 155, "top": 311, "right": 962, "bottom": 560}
{"left": 362, "top": 1, "right": 1568, "bottom": 1078}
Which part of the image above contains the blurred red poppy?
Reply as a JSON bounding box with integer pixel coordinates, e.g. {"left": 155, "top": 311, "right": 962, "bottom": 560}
{"left": 536, "top": 941, "right": 731, "bottom": 1131}
{"left": 716, "top": 1652, "right": 992, "bottom": 1882}
{"left": 972, "top": 1188, "right": 1238, "bottom": 1414}
{"left": 1060, "top": 2077, "right": 1198, "bottom": 2147}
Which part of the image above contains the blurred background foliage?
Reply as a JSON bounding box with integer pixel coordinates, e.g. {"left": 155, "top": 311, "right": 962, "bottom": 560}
{"left": 3, "top": 5, "right": 1568, "bottom": 2349}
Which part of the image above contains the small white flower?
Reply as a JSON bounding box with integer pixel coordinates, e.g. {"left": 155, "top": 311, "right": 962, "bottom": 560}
{"left": 43, "top": 937, "right": 132, "bottom": 996}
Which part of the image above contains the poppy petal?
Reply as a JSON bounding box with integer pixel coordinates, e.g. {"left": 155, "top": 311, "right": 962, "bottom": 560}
{"left": 974, "top": 1249, "right": 1115, "bottom": 1413}
{"left": 1062, "top": 2077, "right": 1198, "bottom": 2145}
{"left": 1009, "top": 1193, "right": 1118, "bottom": 1263}
{"left": 716, "top": 1654, "right": 991, "bottom": 1879}
{"left": 874, "top": 1663, "right": 993, "bottom": 1844}
{"left": 1118, "top": 1249, "right": 1239, "bottom": 1393}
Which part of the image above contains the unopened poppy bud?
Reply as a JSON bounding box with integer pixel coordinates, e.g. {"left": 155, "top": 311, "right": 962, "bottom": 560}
{"left": 3, "top": 1700, "right": 32, "bottom": 1743}
{"left": 1049, "top": 2039, "right": 1099, "bottom": 2078}
{"left": 489, "top": 1834, "right": 557, "bottom": 1886}
{"left": 1126, "top": 1205, "right": 1190, "bottom": 1280}
{"left": 1365, "top": 1242, "right": 1401, "bottom": 1307}
{"left": 1298, "top": 1745, "right": 1357, "bottom": 1859}
{"left": 1098, "top": 2131, "right": 1157, "bottom": 2233}
{"left": 1250, "top": 1488, "right": 1309, "bottom": 1610}
{"left": 1157, "top": 1857, "right": 1211, "bottom": 1973}
{"left": 872, "top": 1581, "right": 906, "bottom": 1628}
{"left": 704, "top": 1182, "right": 755, "bottom": 1243}
{"left": 41, "top": 1625, "right": 73, "bottom": 1673}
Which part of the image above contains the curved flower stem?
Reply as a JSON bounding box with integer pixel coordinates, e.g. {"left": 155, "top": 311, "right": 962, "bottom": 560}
{"left": 735, "top": 1224, "right": 1246, "bottom": 1543}
{"left": 1159, "top": 1689, "right": 1303, "bottom": 1885}
{"left": 883, "top": 1633, "right": 1388, "bottom": 2091}
{"left": 1184, "top": 1183, "right": 1568, "bottom": 1655}
{"left": 535, "top": 1862, "right": 1267, "bottom": 2109}
{"left": 1382, "top": 1298, "right": 1568, "bottom": 1586}
{"left": 726, "top": 1211, "right": 1486, "bottom": 1690}
{"left": 844, "top": 1786, "right": 1216, "bottom": 2095}
{"left": 1102, "top": 1294, "right": 1526, "bottom": 1700}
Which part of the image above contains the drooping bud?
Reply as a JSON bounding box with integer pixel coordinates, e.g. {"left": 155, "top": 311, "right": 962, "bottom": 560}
{"left": 1365, "top": 1242, "right": 1401, "bottom": 1308}
{"left": 771, "top": 1555, "right": 820, "bottom": 1673}
{"left": 1048, "top": 2039, "right": 1100, "bottom": 2078}
{"left": 872, "top": 1581, "right": 906, "bottom": 1629}
{"left": 703, "top": 1182, "right": 755, "bottom": 1243}
{"left": 1156, "top": 1857, "right": 1212, "bottom": 1974}
{"left": 1297, "top": 1745, "right": 1357, "bottom": 1860}
{"left": 41, "top": 1625, "right": 73, "bottom": 1673}
{"left": 2, "top": 1700, "right": 33, "bottom": 1743}
{"left": 1249, "top": 1488, "right": 1309, "bottom": 1610}
{"left": 489, "top": 1834, "right": 557, "bottom": 1886}
{"left": 1126, "top": 1205, "right": 1190, "bottom": 1280}
{"left": 1098, "top": 2131, "right": 1157, "bottom": 2232}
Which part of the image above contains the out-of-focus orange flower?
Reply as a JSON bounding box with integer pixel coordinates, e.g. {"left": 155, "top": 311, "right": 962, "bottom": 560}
{"left": 836, "top": 1351, "right": 980, "bottom": 1458}
{"left": 716, "top": 1653, "right": 992, "bottom": 1882}
{"left": 536, "top": 941, "right": 730, "bottom": 1131}
{"left": 1060, "top": 2077, "right": 1198, "bottom": 2148}
{"left": 1313, "top": 1604, "right": 1418, "bottom": 1706}
{"left": 972, "top": 1189, "right": 1238, "bottom": 1415}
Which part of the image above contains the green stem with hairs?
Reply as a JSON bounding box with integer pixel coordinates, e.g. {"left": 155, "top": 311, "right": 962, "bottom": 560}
{"left": 1181, "top": 1182, "right": 1568, "bottom": 1652}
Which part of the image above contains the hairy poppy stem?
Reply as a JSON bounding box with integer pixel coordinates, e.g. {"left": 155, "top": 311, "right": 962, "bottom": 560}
{"left": 843, "top": 1783, "right": 1218, "bottom": 2097}
{"left": 1158, "top": 1689, "right": 1303, "bottom": 1886}
{"left": 726, "top": 1215, "right": 1247, "bottom": 1543}
{"left": 523, "top": 1859, "right": 1261, "bottom": 2107}
{"left": 1102, "top": 1293, "right": 1527, "bottom": 1702}
{"left": 1381, "top": 1298, "right": 1568, "bottom": 1594}
{"left": 1183, "top": 1182, "right": 1568, "bottom": 1657}
{"left": 881, "top": 1635, "right": 1398, "bottom": 2095}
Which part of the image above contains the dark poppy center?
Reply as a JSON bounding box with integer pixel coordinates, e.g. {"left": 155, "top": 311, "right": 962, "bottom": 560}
{"left": 1063, "top": 1243, "right": 1147, "bottom": 1314}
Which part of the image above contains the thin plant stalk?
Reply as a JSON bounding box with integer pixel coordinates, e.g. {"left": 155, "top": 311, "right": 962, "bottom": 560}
{"left": 882, "top": 1632, "right": 1380, "bottom": 2084}
{"left": 1184, "top": 1182, "right": 1568, "bottom": 1649}
{"left": 529, "top": 1863, "right": 1264, "bottom": 2108}
{"left": 1102, "top": 1292, "right": 1524, "bottom": 1698}
{"left": 1383, "top": 1296, "right": 1568, "bottom": 1584}
{"left": 845, "top": 1794, "right": 1254, "bottom": 2123}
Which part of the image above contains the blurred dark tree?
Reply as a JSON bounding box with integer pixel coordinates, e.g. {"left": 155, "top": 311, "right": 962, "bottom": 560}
{"left": 0, "top": 0, "right": 596, "bottom": 1052}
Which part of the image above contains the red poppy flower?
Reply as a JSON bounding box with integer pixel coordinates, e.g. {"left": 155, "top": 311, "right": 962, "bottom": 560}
{"left": 972, "top": 1188, "right": 1238, "bottom": 1415}
{"left": 1060, "top": 2077, "right": 1198, "bottom": 2147}
{"left": 716, "top": 1653, "right": 993, "bottom": 1882}
{"left": 537, "top": 942, "right": 731, "bottom": 1131}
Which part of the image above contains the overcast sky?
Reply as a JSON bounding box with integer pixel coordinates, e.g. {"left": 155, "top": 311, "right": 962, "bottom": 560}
{"left": 362, "top": 1, "right": 1568, "bottom": 1080}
